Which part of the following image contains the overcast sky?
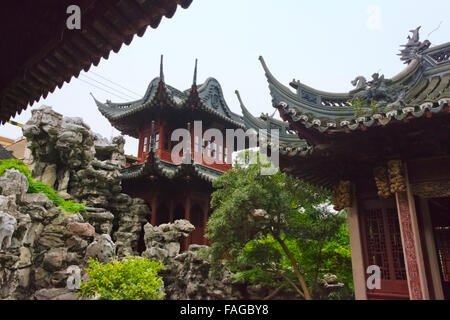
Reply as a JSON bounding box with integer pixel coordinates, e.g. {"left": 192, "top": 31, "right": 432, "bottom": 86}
{"left": 1, "top": 0, "right": 449, "bottom": 155}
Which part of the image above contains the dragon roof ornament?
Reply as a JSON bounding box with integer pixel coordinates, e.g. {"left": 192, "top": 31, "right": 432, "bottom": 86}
{"left": 259, "top": 27, "right": 450, "bottom": 136}
{"left": 398, "top": 26, "right": 431, "bottom": 65}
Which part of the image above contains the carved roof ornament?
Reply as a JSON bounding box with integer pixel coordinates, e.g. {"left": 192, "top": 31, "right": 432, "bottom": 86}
{"left": 350, "top": 76, "right": 367, "bottom": 91}
{"left": 289, "top": 79, "right": 302, "bottom": 94}
{"left": 258, "top": 29, "right": 450, "bottom": 139}
{"left": 398, "top": 26, "right": 431, "bottom": 64}
{"left": 350, "top": 71, "right": 405, "bottom": 107}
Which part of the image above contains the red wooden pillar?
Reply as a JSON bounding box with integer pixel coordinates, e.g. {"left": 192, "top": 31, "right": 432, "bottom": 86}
{"left": 394, "top": 162, "right": 429, "bottom": 300}
{"left": 184, "top": 195, "right": 191, "bottom": 251}
{"left": 395, "top": 191, "right": 424, "bottom": 300}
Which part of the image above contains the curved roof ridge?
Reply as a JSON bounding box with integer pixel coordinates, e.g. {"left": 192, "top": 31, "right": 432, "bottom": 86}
{"left": 259, "top": 56, "right": 355, "bottom": 117}
{"left": 259, "top": 56, "right": 350, "bottom": 99}
{"left": 391, "top": 59, "right": 420, "bottom": 83}
{"left": 235, "top": 89, "right": 266, "bottom": 129}
{"left": 196, "top": 77, "right": 235, "bottom": 118}
{"left": 95, "top": 72, "right": 246, "bottom": 131}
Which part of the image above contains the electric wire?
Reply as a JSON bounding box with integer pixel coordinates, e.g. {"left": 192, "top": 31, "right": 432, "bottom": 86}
{"left": 88, "top": 70, "right": 143, "bottom": 97}
{"left": 77, "top": 78, "right": 130, "bottom": 101}
{"left": 80, "top": 74, "right": 139, "bottom": 100}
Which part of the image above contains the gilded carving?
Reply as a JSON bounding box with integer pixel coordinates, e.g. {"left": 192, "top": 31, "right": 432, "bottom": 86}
{"left": 388, "top": 160, "right": 406, "bottom": 193}
{"left": 411, "top": 180, "right": 450, "bottom": 198}
{"left": 373, "top": 166, "right": 391, "bottom": 198}
{"left": 332, "top": 180, "right": 352, "bottom": 211}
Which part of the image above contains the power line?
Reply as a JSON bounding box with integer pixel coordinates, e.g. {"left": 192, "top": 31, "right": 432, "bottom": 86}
{"left": 80, "top": 74, "right": 139, "bottom": 100}
{"left": 428, "top": 21, "right": 443, "bottom": 37}
{"left": 77, "top": 78, "right": 130, "bottom": 101}
{"left": 88, "top": 70, "right": 143, "bottom": 98}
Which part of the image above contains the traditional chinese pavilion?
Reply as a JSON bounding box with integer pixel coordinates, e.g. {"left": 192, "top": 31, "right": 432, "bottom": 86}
{"left": 251, "top": 28, "right": 450, "bottom": 300}
{"left": 94, "top": 57, "right": 247, "bottom": 249}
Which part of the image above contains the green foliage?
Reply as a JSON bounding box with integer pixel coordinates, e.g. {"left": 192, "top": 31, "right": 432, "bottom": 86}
{"left": 0, "top": 159, "right": 85, "bottom": 214}
{"left": 349, "top": 97, "right": 366, "bottom": 117}
{"left": 29, "top": 180, "right": 85, "bottom": 213}
{"left": 369, "top": 100, "right": 379, "bottom": 114}
{"left": 0, "top": 158, "right": 33, "bottom": 180}
{"left": 234, "top": 236, "right": 284, "bottom": 286}
{"left": 287, "top": 205, "right": 353, "bottom": 298}
{"left": 207, "top": 151, "right": 353, "bottom": 299}
{"left": 208, "top": 152, "right": 292, "bottom": 267}
{"left": 80, "top": 256, "right": 165, "bottom": 300}
{"left": 349, "top": 97, "right": 379, "bottom": 116}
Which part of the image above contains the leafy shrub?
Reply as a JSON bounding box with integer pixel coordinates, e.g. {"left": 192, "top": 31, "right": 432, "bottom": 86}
{"left": 0, "top": 159, "right": 85, "bottom": 213}
{"left": 28, "top": 180, "right": 85, "bottom": 213}
{"left": 0, "top": 158, "right": 33, "bottom": 180}
{"left": 80, "top": 257, "right": 165, "bottom": 300}
{"left": 349, "top": 97, "right": 366, "bottom": 117}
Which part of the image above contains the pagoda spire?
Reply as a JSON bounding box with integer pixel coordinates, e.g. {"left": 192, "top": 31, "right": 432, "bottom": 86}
{"left": 159, "top": 54, "right": 165, "bottom": 82}
{"left": 193, "top": 58, "right": 198, "bottom": 86}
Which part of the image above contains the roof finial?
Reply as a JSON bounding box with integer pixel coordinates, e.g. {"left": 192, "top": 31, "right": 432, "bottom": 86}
{"left": 193, "top": 59, "right": 198, "bottom": 86}
{"left": 159, "top": 54, "right": 164, "bottom": 82}
{"left": 398, "top": 26, "right": 431, "bottom": 64}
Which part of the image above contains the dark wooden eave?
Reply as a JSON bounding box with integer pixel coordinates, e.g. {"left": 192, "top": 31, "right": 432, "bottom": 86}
{"left": 0, "top": 0, "right": 193, "bottom": 124}
{"left": 278, "top": 113, "right": 450, "bottom": 189}
{"left": 121, "top": 149, "right": 223, "bottom": 183}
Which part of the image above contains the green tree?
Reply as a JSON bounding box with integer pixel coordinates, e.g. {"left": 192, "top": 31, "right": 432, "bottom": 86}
{"left": 80, "top": 256, "right": 165, "bottom": 300}
{"left": 206, "top": 152, "right": 352, "bottom": 299}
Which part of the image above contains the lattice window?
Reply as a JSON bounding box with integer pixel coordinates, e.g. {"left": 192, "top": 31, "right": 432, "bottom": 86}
{"left": 155, "top": 133, "right": 160, "bottom": 150}
{"left": 387, "top": 208, "right": 407, "bottom": 280}
{"left": 364, "top": 203, "right": 408, "bottom": 283}
{"left": 435, "top": 227, "right": 450, "bottom": 282}
{"left": 365, "top": 208, "right": 390, "bottom": 280}
{"left": 143, "top": 137, "right": 147, "bottom": 153}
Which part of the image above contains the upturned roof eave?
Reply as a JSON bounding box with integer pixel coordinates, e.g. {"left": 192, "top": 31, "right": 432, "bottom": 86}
{"left": 95, "top": 77, "right": 246, "bottom": 130}
{"left": 121, "top": 154, "right": 223, "bottom": 183}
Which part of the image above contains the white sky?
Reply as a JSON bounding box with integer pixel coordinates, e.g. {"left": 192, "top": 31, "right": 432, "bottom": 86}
{"left": 1, "top": 0, "right": 449, "bottom": 156}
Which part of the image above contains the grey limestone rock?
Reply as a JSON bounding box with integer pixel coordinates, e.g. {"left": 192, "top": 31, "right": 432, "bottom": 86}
{"left": 85, "top": 234, "right": 116, "bottom": 263}
{"left": 0, "top": 169, "right": 29, "bottom": 201}
{"left": 142, "top": 220, "right": 194, "bottom": 261}
{"left": 0, "top": 211, "right": 17, "bottom": 251}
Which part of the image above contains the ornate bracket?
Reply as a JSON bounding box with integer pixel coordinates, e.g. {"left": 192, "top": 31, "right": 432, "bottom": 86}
{"left": 388, "top": 160, "right": 406, "bottom": 193}
{"left": 332, "top": 180, "right": 352, "bottom": 211}
{"left": 373, "top": 166, "right": 391, "bottom": 198}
